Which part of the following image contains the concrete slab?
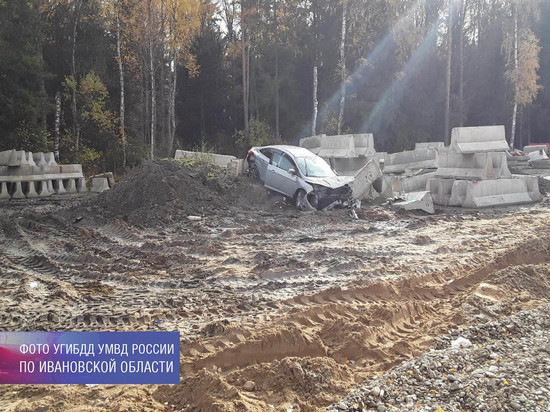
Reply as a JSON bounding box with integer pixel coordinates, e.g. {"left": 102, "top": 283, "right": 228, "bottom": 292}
{"left": 91, "top": 177, "right": 110, "bottom": 193}
{"left": 393, "top": 191, "right": 435, "bottom": 214}
{"left": 383, "top": 149, "right": 437, "bottom": 174}
{"left": 350, "top": 159, "right": 382, "bottom": 200}
{"left": 226, "top": 159, "right": 245, "bottom": 178}
{"left": 435, "top": 152, "right": 512, "bottom": 180}
{"left": 462, "top": 178, "right": 540, "bottom": 208}
{"left": 381, "top": 172, "right": 435, "bottom": 198}
{"left": 175, "top": 150, "right": 237, "bottom": 168}
{"left": 449, "top": 125, "right": 509, "bottom": 153}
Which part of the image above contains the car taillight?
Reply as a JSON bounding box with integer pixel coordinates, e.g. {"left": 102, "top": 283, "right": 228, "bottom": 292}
{"left": 247, "top": 151, "right": 253, "bottom": 156}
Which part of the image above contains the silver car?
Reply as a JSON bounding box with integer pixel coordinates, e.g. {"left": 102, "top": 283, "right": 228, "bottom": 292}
{"left": 246, "top": 145, "right": 354, "bottom": 211}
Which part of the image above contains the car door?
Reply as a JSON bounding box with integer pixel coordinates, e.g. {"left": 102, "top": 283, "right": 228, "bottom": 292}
{"left": 265, "top": 151, "right": 299, "bottom": 197}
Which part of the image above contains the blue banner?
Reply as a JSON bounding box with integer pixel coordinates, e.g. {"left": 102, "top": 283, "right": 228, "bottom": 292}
{"left": 0, "top": 332, "right": 180, "bottom": 384}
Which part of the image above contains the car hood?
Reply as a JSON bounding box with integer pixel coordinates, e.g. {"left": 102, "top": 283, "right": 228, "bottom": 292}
{"left": 304, "top": 175, "right": 354, "bottom": 189}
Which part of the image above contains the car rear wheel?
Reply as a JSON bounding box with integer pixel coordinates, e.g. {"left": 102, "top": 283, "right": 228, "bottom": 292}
{"left": 295, "top": 189, "right": 315, "bottom": 211}
{"left": 248, "top": 165, "right": 260, "bottom": 181}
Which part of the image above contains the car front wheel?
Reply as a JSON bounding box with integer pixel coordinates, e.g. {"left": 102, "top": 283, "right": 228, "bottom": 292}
{"left": 248, "top": 165, "right": 260, "bottom": 181}
{"left": 295, "top": 189, "right": 315, "bottom": 211}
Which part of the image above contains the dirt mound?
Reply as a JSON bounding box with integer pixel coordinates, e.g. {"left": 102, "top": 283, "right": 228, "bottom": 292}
{"left": 85, "top": 160, "right": 237, "bottom": 226}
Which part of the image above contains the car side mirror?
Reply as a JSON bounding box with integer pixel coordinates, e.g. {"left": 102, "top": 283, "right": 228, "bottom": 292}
{"left": 288, "top": 168, "right": 296, "bottom": 175}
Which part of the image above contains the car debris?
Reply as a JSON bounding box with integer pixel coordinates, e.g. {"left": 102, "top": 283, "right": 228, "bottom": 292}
{"left": 246, "top": 145, "right": 357, "bottom": 212}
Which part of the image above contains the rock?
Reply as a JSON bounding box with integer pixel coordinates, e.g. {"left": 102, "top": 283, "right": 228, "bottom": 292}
{"left": 243, "top": 381, "right": 255, "bottom": 391}
{"left": 376, "top": 404, "right": 387, "bottom": 412}
{"left": 370, "top": 387, "right": 381, "bottom": 397}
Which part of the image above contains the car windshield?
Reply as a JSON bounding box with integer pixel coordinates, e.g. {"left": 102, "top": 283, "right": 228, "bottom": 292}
{"left": 295, "top": 156, "right": 336, "bottom": 178}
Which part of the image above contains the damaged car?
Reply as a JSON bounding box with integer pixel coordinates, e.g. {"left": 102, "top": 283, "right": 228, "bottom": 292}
{"left": 246, "top": 145, "right": 355, "bottom": 211}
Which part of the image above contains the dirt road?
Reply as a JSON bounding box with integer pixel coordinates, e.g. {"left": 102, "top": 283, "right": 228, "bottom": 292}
{"left": 0, "top": 161, "right": 549, "bottom": 411}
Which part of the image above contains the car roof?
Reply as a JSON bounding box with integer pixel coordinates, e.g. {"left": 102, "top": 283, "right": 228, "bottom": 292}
{"left": 262, "top": 145, "right": 316, "bottom": 157}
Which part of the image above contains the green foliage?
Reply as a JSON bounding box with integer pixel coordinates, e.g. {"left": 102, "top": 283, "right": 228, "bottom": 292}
{"left": 234, "top": 118, "right": 283, "bottom": 156}
{"left": 14, "top": 121, "right": 52, "bottom": 152}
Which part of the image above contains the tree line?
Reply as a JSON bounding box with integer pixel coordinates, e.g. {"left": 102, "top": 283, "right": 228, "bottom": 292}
{"left": 0, "top": 0, "right": 548, "bottom": 173}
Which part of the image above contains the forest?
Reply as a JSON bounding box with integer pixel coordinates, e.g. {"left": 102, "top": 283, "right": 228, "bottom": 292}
{"left": 0, "top": 0, "right": 549, "bottom": 173}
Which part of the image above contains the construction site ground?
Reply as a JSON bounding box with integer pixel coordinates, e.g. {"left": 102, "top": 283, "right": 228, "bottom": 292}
{"left": 1, "top": 160, "right": 550, "bottom": 411}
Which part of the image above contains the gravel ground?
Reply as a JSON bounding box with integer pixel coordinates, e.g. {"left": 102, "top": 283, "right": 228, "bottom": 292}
{"left": 329, "top": 304, "right": 550, "bottom": 412}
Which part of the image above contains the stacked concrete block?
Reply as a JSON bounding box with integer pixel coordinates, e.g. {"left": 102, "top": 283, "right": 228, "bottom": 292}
{"left": 0, "top": 149, "right": 86, "bottom": 200}
{"left": 91, "top": 177, "right": 110, "bottom": 193}
{"left": 299, "top": 134, "right": 377, "bottom": 176}
{"left": 429, "top": 126, "right": 541, "bottom": 208}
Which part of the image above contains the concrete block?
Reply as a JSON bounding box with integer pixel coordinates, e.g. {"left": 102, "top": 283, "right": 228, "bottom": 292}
{"left": 33, "top": 152, "right": 46, "bottom": 166}
{"left": 527, "top": 149, "right": 548, "bottom": 162}
{"left": 350, "top": 159, "right": 382, "bottom": 200}
{"left": 91, "top": 177, "right": 109, "bottom": 193}
{"left": 449, "top": 125, "right": 509, "bottom": 153}
{"left": 383, "top": 149, "right": 437, "bottom": 174}
{"left": 66, "top": 178, "right": 77, "bottom": 194}
{"left": 332, "top": 157, "right": 373, "bottom": 176}
{"left": 44, "top": 152, "right": 57, "bottom": 165}
{"left": 518, "top": 175, "right": 543, "bottom": 201}
{"left": 59, "top": 164, "right": 83, "bottom": 175}
{"left": 25, "top": 182, "right": 39, "bottom": 198}
{"left": 175, "top": 150, "right": 237, "bottom": 168}
{"left": 299, "top": 133, "right": 376, "bottom": 158}
{"left": 91, "top": 172, "right": 114, "bottom": 188}
{"left": 76, "top": 178, "right": 88, "bottom": 193}
{"left": 47, "top": 180, "right": 54, "bottom": 194}
{"left": 449, "top": 180, "right": 469, "bottom": 207}
{"left": 393, "top": 191, "right": 435, "bottom": 214}
{"left": 5, "top": 150, "right": 36, "bottom": 167}
{"left": 415, "top": 142, "right": 444, "bottom": 150}
{"left": 12, "top": 182, "right": 25, "bottom": 199}
{"left": 381, "top": 172, "right": 435, "bottom": 197}
{"left": 523, "top": 145, "right": 549, "bottom": 155}
{"left": 38, "top": 181, "right": 50, "bottom": 197}
{"left": 0, "top": 182, "right": 9, "bottom": 199}
{"left": 53, "top": 179, "right": 67, "bottom": 195}
{"left": 428, "top": 178, "right": 454, "bottom": 206}
{"left": 435, "top": 152, "right": 512, "bottom": 180}
{"left": 462, "top": 178, "right": 539, "bottom": 208}
{"left": 226, "top": 159, "right": 245, "bottom": 178}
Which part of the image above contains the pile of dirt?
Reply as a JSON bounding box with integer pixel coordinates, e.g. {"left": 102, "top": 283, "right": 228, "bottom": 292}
{"left": 82, "top": 160, "right": 238, "bottom": 226}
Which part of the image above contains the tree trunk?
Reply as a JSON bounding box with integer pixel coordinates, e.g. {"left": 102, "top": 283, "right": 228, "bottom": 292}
{"left": 510, "top": 5, "right": 518, "bottom": 150}
{"left": 312, "top": 65, "right": 318, "bottom": 136}
{"left": 149, "top": 40, "right": 155, "bottom": 160}
{"left": 167, "top": 55, "right": 177, "bottom": 156}
{"left": 444, "top": 1, "right": 453, "bottom": 145}
{"left": 116, "top": 9, "right": 126, "bottom": 169}
{"left": 241, "top": 4, "right": 249, "bottom": 138}
{"left": 458, "top": 0, "right": 465, "bottom": 126}
{"left": 54, "top": 91, "right": 61, "bottom": 161}
{"left": 337, "top": 0, "right": 347, "bottom": 135}
{"left": 71, "top": 0, "right": 83, "bottom": 150}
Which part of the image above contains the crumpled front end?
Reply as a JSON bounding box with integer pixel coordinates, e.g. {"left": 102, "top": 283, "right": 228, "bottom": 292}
{"left": 308, "top": 184, "right": 353, "bottom": 210}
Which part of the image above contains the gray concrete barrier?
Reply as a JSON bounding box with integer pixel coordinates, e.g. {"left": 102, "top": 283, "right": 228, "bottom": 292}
{"left": 449, "top": 125, "right": 509, "bottom": 153}
{"left": 435, "top": 152, "right": 512, "bottom": 180}
{"left": 383, "top": 149, "right": 437, "bottom": 174}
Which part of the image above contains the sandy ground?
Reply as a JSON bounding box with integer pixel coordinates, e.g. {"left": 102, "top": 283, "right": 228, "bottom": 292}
{"left": 1, "top": 164, "right": 549, "bottom": 411}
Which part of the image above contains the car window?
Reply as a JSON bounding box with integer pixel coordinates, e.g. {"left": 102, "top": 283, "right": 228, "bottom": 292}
{"left": 272, "top": 152, "right": 294, "bottom": 173}
{"left": 260, "top": 148, "right": 273, "bottom": 160}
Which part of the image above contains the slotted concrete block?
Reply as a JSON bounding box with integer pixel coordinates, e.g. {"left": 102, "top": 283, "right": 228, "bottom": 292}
{"left": 91, "top": 177, "right": 109, "bottom": 193}
{"left": 351, "top": 159, "right": 382, "bottom": 200}
{"left": 435, "top": 152, "right": 512, "bottom": 180}
{"left": 12, "top": 182, "right": 25, "bottom": 199}
{"left": 44, "top": 152, "right": 57, "bottom": 165}
{"left": 0, "top": 182, "right": 10, "bottom": 199}
{"left": 393, "top": 191, "right": 435, "bottom": 214}
{"left": 47, "top": 180, "right": 54, "bottom": 194}
{"left": 383, "top": 149, "right": 437, "bottom": 174}
{"left": 449, "top": 125, "right": 509, "bottom": 153}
